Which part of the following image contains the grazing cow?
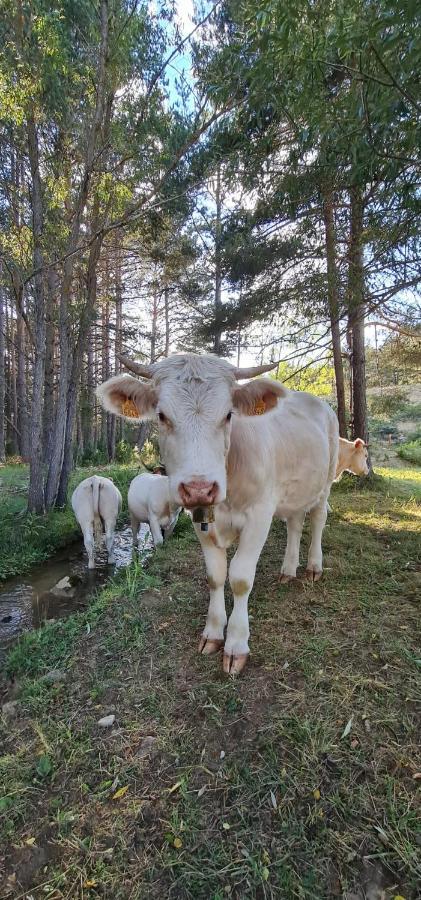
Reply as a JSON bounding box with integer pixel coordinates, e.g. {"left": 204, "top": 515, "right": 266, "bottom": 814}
{"left": 336, "top": 438, "right": 369, "bottom": 478}
{"left": 71, "top": 475, "right": 122, "bottom": 569}
{"left": 97, "top": 354, "right": 339, "bottom": 674}
{"left": 128, "top": 472, "right": 181, "bottom": 548}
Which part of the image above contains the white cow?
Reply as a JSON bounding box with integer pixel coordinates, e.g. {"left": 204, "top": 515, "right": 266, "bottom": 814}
{"left": 97, "top": 354, "right": 338, "bottom": 674}
{"left": 71, "top": 475, "right": 122, "bottom": 569}
{"left": 128, "top": 472, "right": 181, "bottom": 548}
{"left": 336, "top": 437, "right": 369, "bottom": 478}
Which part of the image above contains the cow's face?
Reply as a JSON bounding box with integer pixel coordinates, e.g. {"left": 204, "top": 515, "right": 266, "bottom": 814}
{"left": 97, "top": 355, "right": 285, "bottom": 508}
{"left": 353, "top": 438, "right": 369, "bottom": 475}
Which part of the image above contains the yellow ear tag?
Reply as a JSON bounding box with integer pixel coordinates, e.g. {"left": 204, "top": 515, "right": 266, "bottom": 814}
{"left": 122, "top": 398, "right": 139, "bottom": 418}
{"left": 253, "top": 399, "right": 266, "bottom": 416}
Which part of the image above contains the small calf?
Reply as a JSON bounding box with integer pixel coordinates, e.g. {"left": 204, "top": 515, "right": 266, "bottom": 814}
{"left": 71, "top": 475, "right": 122, "bottom": 568}
{"left": 128, "top": 472, "right": 181, "bottom": 548}
{"left": 336, "top": 438, "right": 369, "bottom": 478}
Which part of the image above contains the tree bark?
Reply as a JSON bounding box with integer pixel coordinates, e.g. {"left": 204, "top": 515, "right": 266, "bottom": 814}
{"left": 45, "top": 0, "right": 110, "bottom": 509}
{"left": 213, "top": 163, "right": 222, "bottom": 355}
{"left": 164, "top": 285, "right": 170, "bottom": 357}
{"left": 347, "top": 185, "right": 368, "bottom": 447}
{"left": 43, "top": 268, "right": 57, "bottom": 463}
{"left": 27, "top": 114, "right": 47, "bottom": 513}
{"left": 0, "top": 267, "right": 5, "bottom": 462}
{"left": 322, "top": 189, "right": 348, "bottom": 437}
{"left": 56, "top": 231, "right": 103, "bottom": 507}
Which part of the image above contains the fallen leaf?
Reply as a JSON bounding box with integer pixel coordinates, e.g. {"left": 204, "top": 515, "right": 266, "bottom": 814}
{"left": 341, "top": 717, "right": 353, "bottom": 739}
{"left": 412, "top": 772, "right": 421, "bottom": 780}
{"left": 350, "top": 739, "right": 359, "bottom": 749}
{"left": 197, "top": 785, "right": 206, "bottom": 798}
{"left": 25, "top": 837, "right": 36, "bottom": 846}
{"left": 83, "top": 880, "right": 97, "bottom": 888}
{"left": 167, "top": 780, "right": 182, "bottom": 795}
{"left": 262, "top": 866, "right": 270, "bottom": 881}
{"left": 222, "top": 822, "right": 230, "bottom": 830}
{"left": 173, "top": 837, "right": 183, "bottom": 849}
{"left": 262, "top": 850, "right": 270, "bottom": 865}
{"left": 36, "top": 755, "right": 53, "bottom": 778}
{"left": 313, "top": 789, "right": 321, "bottom": 800}
{"left": 112, "top": 785, "right": 129, "bottom": 800}
{"left": 270, "top": 790, "right": 277, "bottom": 809}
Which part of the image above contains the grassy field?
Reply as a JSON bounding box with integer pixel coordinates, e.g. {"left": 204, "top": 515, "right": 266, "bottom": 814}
{"left": 0, "top": 467, "right": 420, "bottom": 899}
{"left": 0, "top": 463, "right": 140, "bottom": 581}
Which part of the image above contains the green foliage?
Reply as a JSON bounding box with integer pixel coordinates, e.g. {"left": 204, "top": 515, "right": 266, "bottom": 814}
{"left": 368, "top": 389, "right": 409, "bottom": 418}
{"left": 115, "top": 440, "right": 138, "bottom": 465}
{"left": 274, "top": 361, "right": 335, "bottom": 398}
{"left": 397, "top": 438, "right": 421, "bottom": 466}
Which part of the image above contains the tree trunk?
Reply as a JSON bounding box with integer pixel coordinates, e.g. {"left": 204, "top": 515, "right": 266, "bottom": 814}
{"left": 322, "top": 189, "right": 347, "bottom": 438}
{"left": 27, "top": 115, "right": 47, "bottom": 513}
{"left": 7, "top": 301, "right": 19, "bottom": 455}
{"left": 347, "top": 185, "right": 368, "bottom": 447}
{"left": 43, "top": 268, "right": 57, "bottom": 462}
{"left": 0, "top": 267, "right": 5, "bottom": 462}
{"left": 164, "top": 285, "right": 170, "bottom": 357}
{"left": 45, "top": 0, "right": 109, "bottom": 509}
{"left": 213, "top": 163, "right": 222, "bottom": 355}
{"left": 114, "top": 248, "right": 123, "bottom": 443}
{"left": 56, "top": 232, "right": 103, "bottom": 507}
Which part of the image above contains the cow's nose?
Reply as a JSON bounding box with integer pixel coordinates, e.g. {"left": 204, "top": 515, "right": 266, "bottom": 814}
{"left": 179, "top": 480, "right": 218, "bottom": 508}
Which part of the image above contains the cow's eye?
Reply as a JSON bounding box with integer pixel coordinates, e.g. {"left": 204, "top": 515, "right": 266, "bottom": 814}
{"left": 226, "top": 411, "right": 232, "bottom": 422}
{"left": 158, "top": 411, "right": 170, "bottom": 426}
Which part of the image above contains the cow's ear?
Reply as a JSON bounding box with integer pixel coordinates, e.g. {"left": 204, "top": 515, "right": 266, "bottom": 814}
{"left": 232, "top": 378, "right": 286, "bottom": 416}
{"left": 96, "top": 375, "right": 158, "bottom": 421}
{"left": 354, "top": 438, "right": 365, "bottom": 449}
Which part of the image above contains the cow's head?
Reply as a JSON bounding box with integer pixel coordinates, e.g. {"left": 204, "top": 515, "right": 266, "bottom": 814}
{"left": 352, "top": 438, "right": 369, "bottom": 475}
{"left": 97, "top": 354, "right": 285, "bottom": 508}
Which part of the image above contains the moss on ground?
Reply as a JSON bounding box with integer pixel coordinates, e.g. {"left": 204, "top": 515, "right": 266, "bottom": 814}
{"left": 0, "top": 472, "right": 420, "bottom": 899}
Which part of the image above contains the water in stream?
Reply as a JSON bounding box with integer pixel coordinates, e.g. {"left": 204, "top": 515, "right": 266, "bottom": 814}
{"left": 0, "top": 524, "right": 152, "bottom": 661}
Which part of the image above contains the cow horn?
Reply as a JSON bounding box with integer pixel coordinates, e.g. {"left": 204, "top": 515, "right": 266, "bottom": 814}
{"left": 117, "top": 353, "right": 153, "bottom": 378}
{"left": 233, "top": 361, "right": 279, "bottom": 380}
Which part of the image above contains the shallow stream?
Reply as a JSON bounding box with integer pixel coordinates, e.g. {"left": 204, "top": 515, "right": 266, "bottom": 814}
{"left": 0, "top": 524, "right": 152, "bottom": 661}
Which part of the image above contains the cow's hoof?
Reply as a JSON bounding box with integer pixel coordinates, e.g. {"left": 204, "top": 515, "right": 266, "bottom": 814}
{"left": 304, "top": 569, "right": 322, "bottom": 582}
{"left": 223, "top": 653, "right": 248, "bottom": 675}
{"left": 280, "top": 573, "right": 294, "bottom": 584}
{"left": 198, "top": 637, "right": 224, "bottom": 655}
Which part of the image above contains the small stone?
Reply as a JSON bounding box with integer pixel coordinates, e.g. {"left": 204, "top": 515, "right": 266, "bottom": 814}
{"left": 97, "top": 714, "right": 115, "bottom": 728}
{"left": 137, "top": 736, "right": 157, "bottom": 758}
{"left": 2, "top": 700, "right": 19, "bottom": 721}
{"left": 54, "top": 577, "right": 71, "bottom": 591}
{"left": 42, "top": 669, "right": 66, "bottom": 684}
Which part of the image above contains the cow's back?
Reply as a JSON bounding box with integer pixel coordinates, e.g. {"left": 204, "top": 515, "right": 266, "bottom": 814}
{"left": 227, "top": 390, "right": 338, "bottom": 515}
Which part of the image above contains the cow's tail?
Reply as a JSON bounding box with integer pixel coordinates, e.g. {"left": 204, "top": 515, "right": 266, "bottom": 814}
{"left": 92, "top": 476, "right": 103, "bottom": 544}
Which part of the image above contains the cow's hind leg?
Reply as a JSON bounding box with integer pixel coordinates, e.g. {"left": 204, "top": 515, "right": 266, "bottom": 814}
{"left": 305, "top": 498, "right": 328, "bottom": 580}
{"left": 149, "top": 512, "right": 164, "bottom": 547}
{"left": 105, "top": 517, "right": 117, "bottom": 564}
{"left": 280, "top": 511, "right": 305, "bottom": 583}
{"left": 195, "top": 526, "right": 227, "bottom": 656}
{"left": 131, "top": 514, "right": 140, "bottom": 550}
{"left": 83, "top": 525, "right": 95, "bottom": 569}
{"left": 224, "top": 506, "right": 273, "bottom": 674}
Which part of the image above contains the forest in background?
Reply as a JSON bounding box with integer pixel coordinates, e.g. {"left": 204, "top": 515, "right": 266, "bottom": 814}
{"left": 0, "top": 0, "right": 420, "bottom": 513}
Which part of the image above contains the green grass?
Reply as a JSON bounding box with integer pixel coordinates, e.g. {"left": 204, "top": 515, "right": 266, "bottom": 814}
{"left": 1, "top": 467, "right": 420, "bottom": 898}
{"left": 0, "top": 462, "right": 140, "bottom": 580}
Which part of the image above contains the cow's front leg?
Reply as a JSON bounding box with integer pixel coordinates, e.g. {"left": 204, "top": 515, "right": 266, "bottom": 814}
{"left": 306, "top": 498, "right": 328, "bottom": 580}
{"left": 280, "top": 511, "right": 305, "bottom": 583}
{"left": 195, "top": 525, "right": 227, "bottom": 655}
{"left": 225, "top": 507, "right": 273, "bottom": 674}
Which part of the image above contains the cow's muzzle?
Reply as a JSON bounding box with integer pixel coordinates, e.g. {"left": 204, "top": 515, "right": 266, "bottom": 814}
{"left": 179, "top": 480, "right": 218, "bottom": 508}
